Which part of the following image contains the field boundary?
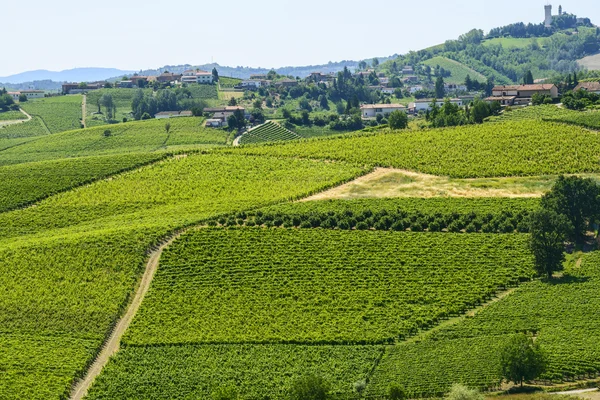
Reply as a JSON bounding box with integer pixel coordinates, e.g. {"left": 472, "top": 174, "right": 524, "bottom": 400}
{"left": 69, "top": 230, "right": 185, "bottom": 400}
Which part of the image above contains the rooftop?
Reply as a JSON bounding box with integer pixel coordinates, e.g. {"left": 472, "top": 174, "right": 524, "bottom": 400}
{"left": 493, "top": 84, "right": 557, "bottom": 91}
{"left": 361, "top": 104, "right": 407, "bottom": 109}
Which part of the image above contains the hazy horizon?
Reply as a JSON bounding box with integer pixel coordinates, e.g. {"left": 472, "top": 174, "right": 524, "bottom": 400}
{"left": 3, "top": 0, "right": 598, "bottom": 77}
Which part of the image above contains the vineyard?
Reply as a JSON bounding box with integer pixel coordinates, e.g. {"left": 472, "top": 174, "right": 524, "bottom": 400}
{"left": 86, "top": 344, "right": 382, "bottom": 400}
{"left": 20, "top": 95, "right": 83, "bottom": 133}
{"left": 0, "top": 110, "right": 26, "bottom": 121}
{"left": 239, "top": 121, "right": 300, "bottom": 145}
{"left": 227, "top": 120, "right": 600, "bottom": 177}
{"left": 0, "top": 116, "right": 48, "bottom": 139}
{"left": 422, "top": 56, "right": 486, "bottom": 84}
{"left": 0, "top": 154, "right": 364, "bottom": 399}
{"left": 0, "top": 153, "right": 164, "bottom": 213}
{"left": 124, "top": 229, "right": 533, "bottom": 345}
{"left": 186, "top": 84, "right": 219, "bottom": 99}
{"left": 0, "top": 116, "right": 228, "bottom": 166}
{"left": 366, "top": 251, "right": 600, "bottom": 397}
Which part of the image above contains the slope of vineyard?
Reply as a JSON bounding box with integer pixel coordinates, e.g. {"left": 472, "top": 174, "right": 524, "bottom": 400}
{"left": 0, "top": 153, "right": 164, "bottom": 213}
{"left": 367, "top": 251, "right": 600, "bottom": 397}
{"left": 20, "top": 95, "right": 83, "bottom": 133}
{"left": 86, "top": 344, "right": 382, "bottom": 400}
{"left": 226, "top": 120, "right": 600, "bottom": 177}
{"left": 0, "top": 154, "right": 364, "bottom": 400}
{"left": 0, "top": 116, "right": 48, "bottom": 139}
{"left": 0, "top": 117, "right": 228, "bottom": 166}
{"left": 0, "top": 110, "right": 27, "bottom": 121}
{"left": 422, "top": 56, "right": 486, "bottom": 84}
{"left": 239, "top": 121, "right": 300, "bottom": 145}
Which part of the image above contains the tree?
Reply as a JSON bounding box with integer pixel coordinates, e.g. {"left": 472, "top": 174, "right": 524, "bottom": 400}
{"left": 388, "top": 385, "right": 406, "bottom": 400}
{"left": 212, "top": 67, "right": 219, "bottom": 82}
{"left": 18, "top": 94, "right": 28, "bottom": 102}
{"left": 165, "top": 122, "right": 171, "bottom": 134}
{"left": 372, "top": 58, "right": 380, "bottom": 68}
{"left": 529, "top": 209, "right": 571, "bottom": 279}
{"left": 523, "top": 70, "right": 534, "bottom": 85}
{"left": 104, "top": 82, "right": 113, "bottom": 89}
{"left": 288, "top": 375, "right": 330, "bottom": 400}
{"left": 227, "top": 108, "right": 246, "bottom": 131}
{"left": 0, "top": 93, "right": 14, "bottom": 111}
{"left": 99, "top": 94, "right": 115, "bottom": 120}
{"left": 435, "top": 76, "right": 445, "bottom": 99}
{"left": 388, "top": 110, "right": 408, "bottom": 129}
{"left": 358, "top": 60, "right": 368, "bottom": 71}
{"left": 541, "top": 175, "right": 600, "bottom": 245}
{"left": 500, "top": 334, "right": 546, "bottom": 386}
{"left": 228, "top": 97, "right": 237, "bottom": 106}
{"left": 446, "top": 384, "right": 484, "bottom": 400}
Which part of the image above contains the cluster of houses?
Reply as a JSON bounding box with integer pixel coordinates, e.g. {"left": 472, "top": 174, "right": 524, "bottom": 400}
{"left": 204, "top": 106, "right": 247, "bottom": 128}
{"left": 7, "top": 90, "right": 45, "bottom": 101}
{"left": 62, "top": 70, "right": 215, "bottom": 94}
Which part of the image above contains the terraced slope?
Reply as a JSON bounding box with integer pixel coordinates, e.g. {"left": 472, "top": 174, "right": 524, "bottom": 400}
{"left": 422, "top": 56, "right": 486, "bottom": 84}
{"left": 239, "top": 121, "right": 300, "bottom": 145}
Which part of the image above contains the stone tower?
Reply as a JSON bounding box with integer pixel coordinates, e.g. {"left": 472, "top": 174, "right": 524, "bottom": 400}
{"left": 545, "top": 4, "right": 553, "bottom": 27}
{"left": 558, "top": 5, "right": 562, "bottom": 15}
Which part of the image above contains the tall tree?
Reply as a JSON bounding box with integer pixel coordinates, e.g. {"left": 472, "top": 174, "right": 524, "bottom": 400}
{"left": 541, "top": 175, "right": 600, "bottom": 245}
{"left": 523, "top": 70, "right": 534, "bottom": 85}
{"left": 529, "top": 209, "right": 571, "bottom": 278}
{"left": 372, "top": 58, "right": 379, "bottom": 68}
{"left": 435, "top": 76, "right": 445, "bottom": 99}
{"left": 388, "top": 110, "right": 408, "bottom": 130}
{"left": 212, "top": 67, "right": 219, "bottom": 82}
{"left": 500, "top": 334, "right": 547, "bottom": 386}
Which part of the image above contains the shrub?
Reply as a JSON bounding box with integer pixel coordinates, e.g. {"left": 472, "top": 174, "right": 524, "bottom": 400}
{"left": 445, "top": 384, "right": 484, "bottom": 400}
{"left": 288, "top": 375, "right": 330, "bottom": 400}
{"left": 389, "top": 384, "right": 407, "bottom": 400}
{"left": 356, "top": 222, "right": 369, "bottom": 230}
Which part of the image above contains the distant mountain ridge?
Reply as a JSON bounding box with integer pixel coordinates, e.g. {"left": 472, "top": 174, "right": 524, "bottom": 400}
{"left": 0, "top": 68, "right": 135, "bottom": 85}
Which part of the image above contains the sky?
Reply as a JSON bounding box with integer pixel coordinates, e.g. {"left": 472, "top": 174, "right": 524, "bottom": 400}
{"left": 1, "top": 0, "right": 598, "bottom": 77}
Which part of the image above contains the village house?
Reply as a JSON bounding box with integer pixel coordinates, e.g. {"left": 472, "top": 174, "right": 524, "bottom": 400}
{"left": 274, "top": 79, "right": 298, "bottom": 88}
{"left": 410, "top": 98, "right": 463, "bottom": 113}
{"left": 118, "top": 80, "right": 134, "bottom": 89}
{"left": 445, "top": 83, "right": 468, "bottom": 92}
{"left": 308, "top": 72, "right": 334, "bottom": 82}
{"left": 409, "top": 85, "right": 425, "bottom": 94}
{"left": 485, "top": 84, "right": 559, "bottom": 106}
{"left": 239, "top": 80, "right": 269, "bottom": 89}
{"left": 402, "top": 66, "right": 414, "bottom": 75}
{"left": 574, "top": 81, "right": 600, "bottom": 94}
{"left": 130, "top": 76, "right": 149, "bottom": 87}
{"left": 205, "top": 118, "right": 226, "bottom": 128}
{"left": 360, "top": 104, "right": 407, "bottom": 119}
{"left": 403, "top": 76, "right": 418, "bottom": 84}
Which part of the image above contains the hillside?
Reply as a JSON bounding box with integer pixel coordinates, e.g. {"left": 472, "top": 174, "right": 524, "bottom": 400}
{"left": 578, "top": 53, "right": 600, "bottom": 70}
{"left": 422, "top": 56, "right": 486, "bottom": 84}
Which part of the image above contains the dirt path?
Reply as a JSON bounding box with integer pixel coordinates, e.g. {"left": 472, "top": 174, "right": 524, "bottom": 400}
{"left": 81, "top": 95, "right": 87, "bottom": 129}
{"left": 0, "top": 108, "right": 32, "bottom": 127}
{"left": 69, "top": 231, "right": 183, "bottom": 400}
{"left": 552, "top": 389, "right": 599, "bottom": 395}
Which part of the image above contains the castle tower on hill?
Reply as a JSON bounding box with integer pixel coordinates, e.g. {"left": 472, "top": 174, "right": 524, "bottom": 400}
{"left": 545, "top": 4, "right": 553, "bottom": 27}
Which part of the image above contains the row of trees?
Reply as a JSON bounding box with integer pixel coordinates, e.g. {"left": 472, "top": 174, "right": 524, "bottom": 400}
{"left": 426, "top": 98, "right": 501, "bottom": 128}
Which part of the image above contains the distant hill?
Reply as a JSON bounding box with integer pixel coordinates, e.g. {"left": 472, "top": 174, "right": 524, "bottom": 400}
{"left": 131, "top": 59, "right": 394, "bottom": 81}
{"left": 0, "top": 68, "right": 135, "bottom": 85}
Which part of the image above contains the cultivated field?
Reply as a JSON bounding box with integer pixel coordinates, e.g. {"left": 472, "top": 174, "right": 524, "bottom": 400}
{"left": 20, "top": 95, "right": 83, "bottom": 133}
{"left": 422, "top": 56, "right": 486, "bottom": 84}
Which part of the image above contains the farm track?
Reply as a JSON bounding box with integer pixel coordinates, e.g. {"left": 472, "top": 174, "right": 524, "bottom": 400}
{"left": 70, "top": 230, "right": 185, "bottom": 400}
{"left": 0, "top": 108, "right": 32, "bottom": 127}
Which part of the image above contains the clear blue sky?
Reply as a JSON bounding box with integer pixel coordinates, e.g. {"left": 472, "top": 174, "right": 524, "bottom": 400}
{"left": 2, "top": 0, "right": 598, "bottom": 77}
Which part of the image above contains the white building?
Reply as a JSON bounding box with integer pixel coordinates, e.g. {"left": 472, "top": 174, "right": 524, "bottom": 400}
{"left": 412, "top": 98, "right": 463, "bottom": 112}
{"left": 8, "top": 90, "right": 45, "bottom": 101}
{"left": 360, "top": 104, "right": 407, "bottom": 119}
{"left": 409, "top": 85, "right": 425, "bottom": 94}
{"left": 240, "top": 79, "right": 269, "bottom": 89}
{"left": 155, "top": 111, "right": 193, "bottom": 119}
{"left": 181, "top": 70, "right": 214, "bottom": 84}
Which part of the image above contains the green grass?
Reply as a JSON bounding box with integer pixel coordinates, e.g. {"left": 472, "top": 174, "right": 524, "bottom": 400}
{"left": 0, "top": 153, "right": 364, "bottom": 400}
{"left": 239, "top": 121, "right": 300, "bottom": 145}
{"left": 86, "top": 344, "right": 382, "bottom": 400}
{"left": 0, "top": 110, "right": 26, "bottom": 121}
{"left": 219, "top": 77, "right": 243, "bottom": 88}
{"left": 0, "top": 153, "right": 164, "bottom": 213}
{"left": 367, "top": 251, "right": 600, "bottom": 397}
{"left": 20, "top": 95, "right": 82, "bottom": 133}
{"left": 85, "top": 88, "right": 153, "bottom": 126}
{"left": 482, "top": 37, "right": 537, "bottom": 49}
{"left": 226, "top": 120, "right": 600, "bottom": 178}
{"left": 422, "top": 56, "right": 486, "bottom": 84}
{"left": 0, "top": 117, "right": 229, "bottom": 166}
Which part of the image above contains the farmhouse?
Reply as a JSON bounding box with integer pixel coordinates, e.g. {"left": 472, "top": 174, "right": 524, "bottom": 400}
{"left": 402, "top": 66, "right": 414, "bottom": 75}
{"left": 239, "top": 80, "right": 269, "bottom": 89}
{"left": 154, "top": 111, "right": 193, "bottom": 119}
{"left": 486, "top": 84, "right": 559, "bottom": 106}
{"left": 360, "top": 104, "right": 407, "bottom": 119}
{"left": 205, "top": 118, "right": 226, "bottom": 128}
{"left": 10, "top": 90, "right": 45, "bottom": 100}
{"left": 118, "top": 81, "right": 134, "bottom": 88}
{"left": 156, "top": 72, "right": 182, "bottom": 83}
{"left": 403, "top": 76, "right": 418, "bottom": 83}
{"left": 445, "top": 83, "right": 467, "bottom": 92}
{"left": 411, "top": 98, "right": 463, "bottom": 113}
{"left": 275, "top": 79, "right": 298, "bottom": 88}
{"left": 308, "top": 72, "right": 334, "bottom": 82}
{"left": 130, "top": 76, "right": 149, "bottom": 87}
{"left": 574, "top": 82, "right": 600, "bottom": 94}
